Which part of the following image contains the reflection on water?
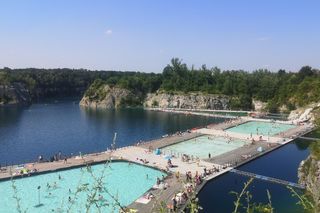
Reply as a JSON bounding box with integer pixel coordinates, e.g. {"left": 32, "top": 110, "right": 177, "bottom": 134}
{"left": 0, "top": 101, "right": 225, "bottom": 165}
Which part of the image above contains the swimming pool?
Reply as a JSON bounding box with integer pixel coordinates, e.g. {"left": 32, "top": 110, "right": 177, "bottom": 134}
{"left": 0, "top": 161, "right": 165, "bottom": 212}
{"left": 161, "top": 135, "right": 248, "bottom": 159}
{"left": 226, "top": 121, "right": 295, "bottom": 136}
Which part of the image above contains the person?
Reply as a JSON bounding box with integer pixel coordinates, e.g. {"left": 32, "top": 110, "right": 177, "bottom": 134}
{"left": 58, "top": 151, "right": 62, "bottom": 160}
{"left": 98, "top": 194, "right": 104, "bottom": 200}
{"left": 172, "top": 196, "right": 177, "bottom": 212}
{"left": 38, "top": 155, "right": 43, "bottom": 163}
{"left": 156, "top": 177, "right": 161, "bottom": 185}
{"left": 208, "top": 153, "right": 211, "bottom": 158}
{"left": 64, "top": 157, "right": 67, "bottom": 164}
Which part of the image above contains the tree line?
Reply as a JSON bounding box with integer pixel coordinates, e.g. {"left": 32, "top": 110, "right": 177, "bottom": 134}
{"left": 1, "top": 58, "right": 319, "bottom": 112}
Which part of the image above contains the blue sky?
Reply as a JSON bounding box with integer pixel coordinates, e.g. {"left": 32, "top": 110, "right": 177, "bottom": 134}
{"left": 0, "top": 0, "right": 319, "bottom": 72}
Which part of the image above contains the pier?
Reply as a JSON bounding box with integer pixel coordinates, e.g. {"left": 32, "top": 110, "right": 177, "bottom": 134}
{"left": 0, "top": 116, "right": 314, "bottom": 212}
{"left": 230, "top": 169, "right": 305, "bottom": 189}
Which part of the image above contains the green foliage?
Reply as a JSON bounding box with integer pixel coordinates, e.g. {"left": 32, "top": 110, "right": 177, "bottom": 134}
{"left": 119, "top": 95, "right": 142, "bottom": 108}
{"left": 151, "top": 100, "right": 159, "bottom": 107}
{"left": 1, "top": 59, "right": 320, "bottom": 111}
{"left": 287, "top": 186, "right": 314, "bottom": 212}
{"left": 160, "top": 58, "right": 320, "bottom": 111}
{"left": 84, "top": 79, "right": 107, "bottom": 101}
{"left": 0, "top": 94, "right": 13, "bottom": 104}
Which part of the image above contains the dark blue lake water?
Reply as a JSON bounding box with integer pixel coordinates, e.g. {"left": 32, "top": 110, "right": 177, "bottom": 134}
{"left": 198, "top": 139, "right": 313, "bottom": 213}
{"left": 0, "top": 101, "right": 223, "bottom": 165}
{"left": 0, "top": 101, "right": 315, "bottom": 212}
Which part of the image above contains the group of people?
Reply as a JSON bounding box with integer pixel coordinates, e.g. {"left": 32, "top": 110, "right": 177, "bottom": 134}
{"left": 38, "top": 151, "right": 68, "bottom": 164}
{"left": 136, "top": 158, "right": 149, "bottom": 164}
{"left": 185, "top": 171, "right": 203, "bottom": 185}
{"left": 171, "top": 191, "right": 188, "bottom": 211}
{"left": 181, "top": 154, "right": 191, "bottom": 162}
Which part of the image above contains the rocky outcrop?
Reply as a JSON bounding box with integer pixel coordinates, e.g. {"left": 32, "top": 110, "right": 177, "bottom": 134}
{"left": 298, "top": 154, "right": 320, "bottom": 212}
{"left": 288, "top": 102, "right": 320, "bottom": 123}
{"left": 0, "top": 83, "right": 31, "bottom": 106}
{"left": 144, "top": 92, "right": 230, "bottom": 110}
{"left": 79, "top": 85, "right": 134, "bottom": 109}
{"left": 252, "top": 99, "right": 267, "bottom": 112}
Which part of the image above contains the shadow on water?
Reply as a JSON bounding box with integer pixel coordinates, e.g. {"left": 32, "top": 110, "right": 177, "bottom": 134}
{"left": 0, "top": 106, "right": 26, "bottom": 128}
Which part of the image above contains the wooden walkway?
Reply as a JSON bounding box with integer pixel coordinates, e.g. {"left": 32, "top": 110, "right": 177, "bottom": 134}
{"left": 230, "top": 169, "right": 305, "bottom": 189}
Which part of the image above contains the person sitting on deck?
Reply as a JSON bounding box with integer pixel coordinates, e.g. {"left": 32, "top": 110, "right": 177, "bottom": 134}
{"left": 156, "top": 177, "right": 161, "bottom": 185}
{"left": 172, "top": 195, "right": 177, "bottom": 211}
{"left": 145, "top": 192, "right": 154, "bottom": 199}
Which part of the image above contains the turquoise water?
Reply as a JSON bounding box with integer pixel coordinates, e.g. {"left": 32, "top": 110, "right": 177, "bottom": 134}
{"left": 226, "top": 121, "right": 295, "bottom": 136}
{"left": 161, "top": 135, "right": 248, "bottom": 158}
{"left": 0, "top": 161, "right": 165, "bottom": 212}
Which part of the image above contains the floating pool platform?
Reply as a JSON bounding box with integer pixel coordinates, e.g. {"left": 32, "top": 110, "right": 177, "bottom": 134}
{"left": 0, "top": 117, "right": 314, "bottom": 213}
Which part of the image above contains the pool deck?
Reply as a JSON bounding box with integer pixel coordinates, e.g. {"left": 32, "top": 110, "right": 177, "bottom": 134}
{"left": 0, "top": 117, "right": 315, "bottom": 213}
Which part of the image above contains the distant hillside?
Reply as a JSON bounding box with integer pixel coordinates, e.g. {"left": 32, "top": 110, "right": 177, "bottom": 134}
{"left": 1, "top": 58, "right": 320, "bottom": 111}
{"left": 80, "top": 58, "right": 320, "bottom": 111}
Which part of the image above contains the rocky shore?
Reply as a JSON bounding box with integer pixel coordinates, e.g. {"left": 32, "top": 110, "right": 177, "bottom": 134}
{"left": 298, "top": 153, "right": 320, "bottom": 212}
{"left": 79, "top": 85, "right": 135, "bottom": 109}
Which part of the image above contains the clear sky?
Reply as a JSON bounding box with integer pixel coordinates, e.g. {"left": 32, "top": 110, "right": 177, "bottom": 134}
{"left": 0, "top": 0, "right": 319, "bottom": 72}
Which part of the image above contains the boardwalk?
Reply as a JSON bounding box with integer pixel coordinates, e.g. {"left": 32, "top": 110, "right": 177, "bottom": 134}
{"left": 230, "top": 169, "right": 305, "bottom": 189}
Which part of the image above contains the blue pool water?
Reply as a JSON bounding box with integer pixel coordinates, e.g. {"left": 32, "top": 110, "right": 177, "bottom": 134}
{"left": 161, "top": 135, "right": 248, "bottom": 158}
{"left": 0, "top": 161, "right": 165, "bottom": 212}
{"left": 226, "top": 121, "right": 295, "bottom": 136}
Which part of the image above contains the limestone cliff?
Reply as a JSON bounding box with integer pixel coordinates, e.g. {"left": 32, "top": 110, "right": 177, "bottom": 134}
{"left": 298, "top": 147, "right": 320, "bottom": 212}
{"left": 0, "top": 83, "right": 31, "bottom": 106}
{"left": 288, "top": 102, "right": 320, "bottom": 123}
{"left": 79, "top": 84, "right": 136, "bottom": 109}
{"left": 144, "top": 92, "right": 230, "bottom": 110}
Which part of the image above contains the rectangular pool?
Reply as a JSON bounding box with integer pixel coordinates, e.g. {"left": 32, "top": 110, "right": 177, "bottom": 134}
{"left": 161, "top": 135, "right": 248, "bottom": 159}
{"left": 0, "top": 161, "right": 165, "bottom": 212}
{"left": 226, "top": 121, "right": 295, "bottom": 136}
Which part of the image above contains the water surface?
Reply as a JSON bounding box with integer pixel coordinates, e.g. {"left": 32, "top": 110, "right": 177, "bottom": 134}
{"left": 198, "top": 139, "right": 314, "bottom": 212}
{"left": 0, "top": 101, "right": 224, "bottom": 165}
{"left": 0, "top": 161, "right": 165, "bottom": 212}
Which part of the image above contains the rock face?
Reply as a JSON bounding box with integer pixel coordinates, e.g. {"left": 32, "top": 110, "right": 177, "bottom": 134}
{"left": 0, "top": 83, "right": 31, "bottom": 106}
{"left": 144, "top": 92, "right": 230, "bottom": 110}
{"left": 288, "top": 102, "right": 320, "bottom": 123}
{"left": 252, "top": 99, "right": 267, "bottom": 112}
{"left": 298, "top": 155, "right": 320, "bottom": 212}
{"left": 79, "top": 85, "right": 133, "bottom": 109}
